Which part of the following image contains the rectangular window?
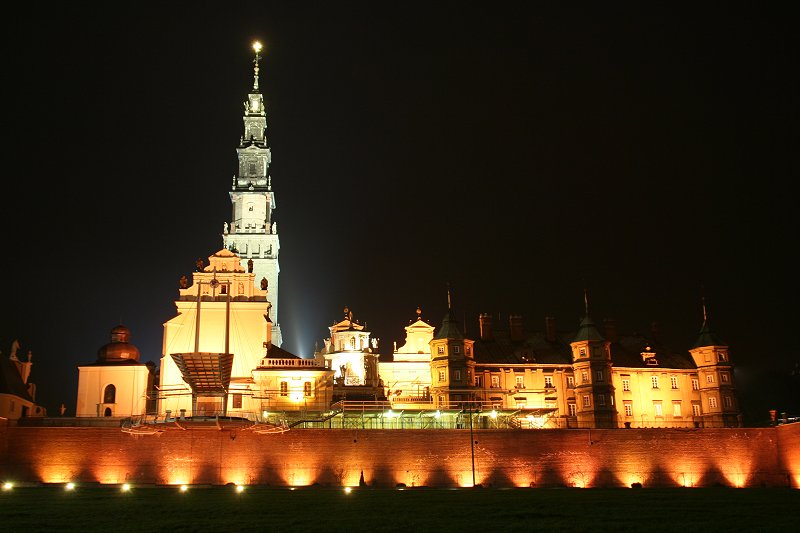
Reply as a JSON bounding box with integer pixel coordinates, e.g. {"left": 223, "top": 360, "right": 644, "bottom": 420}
{"left": 718, "top": 351, "right": 727, "bottom": 362}
{"left": 515, "top": 400, "right": 527, "bottom": 409}
{"left": 453, "top": 370, "right": 461, "bottom": 381}
{"left": 624, "top": 402, "right": 632, "bottom": 417}
{"left": 582, "top": 371, "right": 589, "bottom": 383}
{"left": 651, "top": 376, "right": 659, "bottom": 389}
{"left": 692, "top": 378, "right": 699, "bottom": 390}
{"left": 724, "top": 396, "right": 733, "bottom": 408}
{"left": 653, "top": 402, "right": 663, "bottom": 417}
{"left": 721, "top": 373, "right": 729, "bottom": 383}
{"left": 475, "top": 376, "right": 482, "bottom": 387}
{"left": 672, "top": 401, "right": 682, "bottom": 417}
{"left": 583, "top": 395, "right": 591, "bottom": 408}
{"left": 567, "top": 376, "right": 575, "bottom": 387}
{"left": 437, "top": 346, "right": 445, "bottom": 355}
{"left": 544, "top": 376, "right": 553, "bottom": 388}
{"left": 491, "top": 375, "right": 500, "bottom": 388}
{"left": 579, "top": 347, "right": 586, "bottom": 357}
{"left": 515, "top": 376, "right": 524, "bottom": 389}
{"left": 280, "top": 382, "right": 288, "bottom": 397}
{"left": 709, "top": 397, "right": 718, "bottom": 408}
{"left": 597, "top": 394, "right": 606, "bottom": 406}
{"left": 304, "top": 381, "right": 312, "bottom": 397}
{"left": 595, "top": 370, "right": 604, "bottom": 382}
{"left": 466, "top": 346, "right": 471, "bottom": 356}
{"left": 453, "top": 345, "right": 460, "bottom": 354}
{"left": 568, "top": 403, "right": 577, "bottom": 417}
{"left": 622, "top": 379, "right": 630, "bottom": 391}
{"left": 438, "top": 370, "right": 446, "bottom": 382}
{"left": 232, "top": 394, "right": 242, "bottom": 409}
{"left": 692, "top": 403, "right": 701, "bottom": 417}
{"left": 706, "top": 374, "right": 714, "bottom": 383}
{"left": 671, "top": 376, "right": 679, "bottom": 389}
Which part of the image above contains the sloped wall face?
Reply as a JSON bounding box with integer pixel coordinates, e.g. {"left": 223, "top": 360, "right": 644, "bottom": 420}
{"left": 0, "top": 426, "right": 795, "bottom": 488}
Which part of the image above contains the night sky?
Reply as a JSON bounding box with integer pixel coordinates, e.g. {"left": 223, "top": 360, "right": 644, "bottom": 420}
{"left": 3, "top": 3, "right": 797, "bottom": 424}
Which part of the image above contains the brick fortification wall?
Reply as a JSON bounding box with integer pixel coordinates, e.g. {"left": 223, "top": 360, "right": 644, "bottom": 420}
{"left": 1, "top": 424, "right": 797, "bottom": 488}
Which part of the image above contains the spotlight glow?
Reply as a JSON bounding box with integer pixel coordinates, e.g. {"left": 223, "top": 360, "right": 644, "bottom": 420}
{"left": 2, "top": 482, "right": 13, "bottom": 490}
{"left": 65, "top": 482, "right": 75, "bottom": 491}
{"left": 253, "top": 41, "right": 262, "bottom": 53}
{"left": 180, "top": 485, "right": 188, "bottom": 492}
{"left": 121, "top": 483, "right": 131, "bottom": 492}
{"left": 236, "top": 484, "right": 245, "bottom": 493}
{"left": 344, "top": 486, "right": 352, "bottom": 494}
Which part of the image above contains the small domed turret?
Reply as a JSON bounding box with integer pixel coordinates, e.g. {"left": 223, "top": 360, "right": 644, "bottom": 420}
{"left": 97, "top": 325, "right": 140, "bottom": 363}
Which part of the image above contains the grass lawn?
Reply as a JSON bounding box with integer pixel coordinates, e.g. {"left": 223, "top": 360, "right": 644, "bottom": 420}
{"left": 1, "top": 485, "right": 798, "bottom": 532}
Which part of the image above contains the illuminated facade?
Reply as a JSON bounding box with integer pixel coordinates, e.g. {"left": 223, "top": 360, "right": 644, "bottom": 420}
{"left": 221, "top": 42, "right": 282, "bottom": 347}
{"left": 76, "top": 325, "right": 154, "bottom": 417}
{"left": 377, "top": 308, "right": 435, "bottom": 406}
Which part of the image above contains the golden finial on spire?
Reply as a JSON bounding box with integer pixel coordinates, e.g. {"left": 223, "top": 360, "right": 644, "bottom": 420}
{"left": 252, "top": 41, "right": 263, "bottom": 91}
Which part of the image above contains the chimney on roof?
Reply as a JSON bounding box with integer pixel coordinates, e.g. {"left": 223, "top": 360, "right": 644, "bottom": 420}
{"left": 509, "top": 314, "right": 524, "bottom": 342}
{"left": 603, "top": 318, "right": 618, "bottom": 343}
{"left": 479, "top": 313, "right": 493, "bottom": 341}
{"left": 545, "top": 316, "right": 556, "bottom": 343}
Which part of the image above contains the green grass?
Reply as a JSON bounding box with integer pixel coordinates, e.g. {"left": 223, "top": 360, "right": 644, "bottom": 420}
{"left": 1, "top": 485, "right": 798, "bottom": 532}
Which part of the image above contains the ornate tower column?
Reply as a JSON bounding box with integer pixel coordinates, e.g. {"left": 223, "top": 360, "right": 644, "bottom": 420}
{"left": 222, "top": 42, "right": 282, "bottom": 346}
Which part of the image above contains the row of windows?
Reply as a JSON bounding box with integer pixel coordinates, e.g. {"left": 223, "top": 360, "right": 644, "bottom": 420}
{"left": 277, "top": 381, "right": 313, "bottom": 397}
{"left": 435, "top": 345, "right": 471, "bottom": 355}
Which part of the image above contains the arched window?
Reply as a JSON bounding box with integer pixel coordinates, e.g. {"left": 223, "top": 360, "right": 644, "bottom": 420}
{"left": 104, "top": 384, "right": 116, "bottom": 404}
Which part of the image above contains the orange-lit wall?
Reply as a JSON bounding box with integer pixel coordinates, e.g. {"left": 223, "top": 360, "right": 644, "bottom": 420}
{"left": 0, "top": 424, "right": 797, "bottom": 488}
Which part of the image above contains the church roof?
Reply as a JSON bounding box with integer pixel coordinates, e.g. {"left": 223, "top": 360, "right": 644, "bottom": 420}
{"left": 571, "top": 315, "right": 606, "bottom": 343}
{"left": 434, "top": 309, "right": 465, "bottom": 340}
{"left": 691, "top": 320, "right": 726, "bottom": 349}
{"left": 0, "top": 358, "right": 33, "bottom": 401}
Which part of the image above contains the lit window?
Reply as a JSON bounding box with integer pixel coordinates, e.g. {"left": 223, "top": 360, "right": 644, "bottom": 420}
{"left": 567, "top": 376, "right": 575, "bottom": 387}
{"left": 706, "top": 374, "right": 714, "bottom": 384}
{"left": 597, "top": 395, "right": 606, "bottom": 406}
{"left": 622, "top": 379, "right": 630, "bottom": 391}
{"left": 653, "top": 402, "right": 663, "bottom": 417}
{"left": 515, "top": 376, "right": 524, "bottom": 389}
{"left": 437, "top": 346, "right": 445, "bottom": 355}
{"left": 672, "top": 401, "right": 681, "bottom": 417}
{"left": 568, "top": 403, "right": 577, "bottom": 416}
{"left": 438, "top": 370, "right": 446, "bottom": 383}
{"left": 692, "top": 403, "right": 701, "bottom": 417}
{"left": 724, "top": 396, "right": 733, "bottom": 408}
{"left": 232, "top": 393, "right": 242, "bottom": 409}
{"left": 579, "top": 347, "right": 586, "bottom": 357}
{"left": 304, "top": 382, "right": 312, "bottom": 397}
{"left": 624, "top": 402, "right": 632, "bottom": 417}
{"left": 453, "top": 345, "right": 460, "bottom": 354}
{"left": 544, "top": 376, "right": 553, "bottom": 388}
{"left": 709, "top": 397, "right": 718, "bottom": 408}
{"left": 692, "top": 378, "right": 699, "bottom": 390}
{"left": 350, "top": 337, "right": 356, "bottom": 349}
{"left": 583, "top": 395, "right": 591, "bottom": 408}
{"left": 671, "top": 376, "right": 678, "bottom": 389}
{"left": 491, "top": 375, "right": 500, "bottom": 388}
{"left": 651, "top": 376, "right": 659, "bottom": 389}
{"left": 582, "top": 371, "right": 589, "bottom": 383}
{"left": 595, "top": 370, "right": 604, "bottom": 382}
{"left": 280, "top": 382, "right": 288, "bottom": 397}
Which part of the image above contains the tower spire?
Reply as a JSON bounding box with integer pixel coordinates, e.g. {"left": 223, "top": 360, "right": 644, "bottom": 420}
{"left": 252, "top": 41, "right": 262, "bottom": 91}
{"left": 584, "top": 287, "right": 590, "bottom": 316}
{"left": 447, "top": 282, "right": 452, "bottom": 310}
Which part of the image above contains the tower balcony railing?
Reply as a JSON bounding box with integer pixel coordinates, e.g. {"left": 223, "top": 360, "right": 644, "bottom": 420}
{"left": 257, "top": 357, "right": 325, "bottom": 368}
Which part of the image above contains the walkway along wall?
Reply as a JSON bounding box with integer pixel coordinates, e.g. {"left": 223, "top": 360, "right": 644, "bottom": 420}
{"left": 1, "top": 423, "right": 798, "bottom": 488}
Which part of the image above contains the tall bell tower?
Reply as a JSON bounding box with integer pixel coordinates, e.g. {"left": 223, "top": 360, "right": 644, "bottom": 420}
{"left": 222, "top": 41, "right": 282, "bottom": 346}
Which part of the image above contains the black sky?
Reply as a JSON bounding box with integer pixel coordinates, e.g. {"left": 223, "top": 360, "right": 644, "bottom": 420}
{"left": 3, "top": 3, "right": 798, "bottom": 424}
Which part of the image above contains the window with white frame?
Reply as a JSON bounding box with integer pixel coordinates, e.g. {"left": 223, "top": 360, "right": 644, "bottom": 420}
{"left": 491, "top": 375, "right": 500, "bottom": 388}
{"left": 707, "top": 374, "right": 714, "bottom": 383}
{"left": 582, "top": 371, "right": 589, "bottom": 383}
{"left": 567, "top": 376, "right": 575, "bottom": 387}
{"left": 544, "top": 375, "right": 554, "bottom": 388}
{"left": 583, "top": 395, "right": 591, "bottom": 407}
{"left": 515, "top": 375, "right": 524, "bottom": 389}
{"left": 438, "top": 370, "right": 446, "bottom": 382}
{"left": 437, "top": 346, "right": 445, "bottom": 355}
{"left": 709, "top": 396, "right": 718, "bottom": 408}
{"left": 622, "top": 378, "right": 630, "bottom": 391}
{"left": 653, "top": 401, "right": 663, "bottom": 417}
{"left": 671, "top": 376, "right": 678, "bottom": 389}
{"left": 692, "top": 403, "right": 701, "bottom": 417}
{"left": 692, "top": 378, "right": 699, "bottom": 390}
{"left": 624, "top": 402, "right": 632, "bottom": 416}
{"left": 595, "top": 370, "right": 604, "bottom": 382}
{"left": 672, "top": 401, "right": 682, "bottom": 417}
{"left": 724, "top": 396, "right": 733, "bottom": 408}
{"left": 453, "top": 345, "right": 460, "bottom": 354}
{"left": 568, "top": 403, "right": 577, "bottom": 416}
{"left": 651, "top": 376, "right": 659, "bottom": 389}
